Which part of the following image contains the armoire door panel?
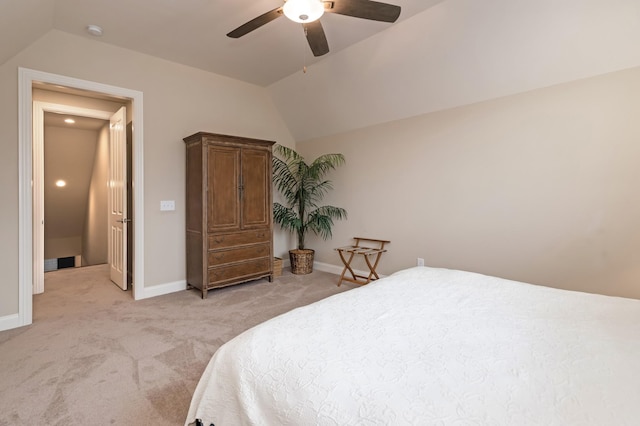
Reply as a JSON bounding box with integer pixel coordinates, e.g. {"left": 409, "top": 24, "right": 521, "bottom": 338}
{"left": 208, "top": 146, "right": 240, "bottom": 232}
{"left": 241, "top": 149, "right": 271, "bottom": 228}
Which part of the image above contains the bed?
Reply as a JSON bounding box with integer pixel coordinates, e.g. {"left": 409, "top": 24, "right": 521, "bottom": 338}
{"left": 185, "top": 266, "right": 640, "bottom": 425}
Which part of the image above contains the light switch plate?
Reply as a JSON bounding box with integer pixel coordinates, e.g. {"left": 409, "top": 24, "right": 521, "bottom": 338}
{"left": 160, "top": 200, "right": 175, "bottom": 211}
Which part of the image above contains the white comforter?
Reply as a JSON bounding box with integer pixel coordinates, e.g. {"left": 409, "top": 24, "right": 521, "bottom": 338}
{"left": 185, "top": 267, "right": 640, "bottom": 425}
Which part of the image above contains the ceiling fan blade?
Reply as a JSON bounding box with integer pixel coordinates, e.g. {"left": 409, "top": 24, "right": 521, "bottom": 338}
{"left": 227, "top": 7, "right": 283, "bottom": 38}
{"left": 326, "top": 0, "right": 401, "bottom": 23}
{"left": 303, "top": 21, "right": 330, "bottom": 57}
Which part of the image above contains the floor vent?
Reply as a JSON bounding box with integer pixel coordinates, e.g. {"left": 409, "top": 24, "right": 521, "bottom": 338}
{"left": 44, "top": 256, "right": 77, "bottom": 272}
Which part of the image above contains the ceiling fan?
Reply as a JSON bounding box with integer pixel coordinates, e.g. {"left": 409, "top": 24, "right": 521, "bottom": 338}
{"left": 227, "top": 0, "right": 401, "bottom": 57}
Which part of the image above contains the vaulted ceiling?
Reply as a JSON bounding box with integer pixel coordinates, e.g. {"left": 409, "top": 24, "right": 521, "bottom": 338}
{"left": 3, "top": 0, "right": 639, "bottom": 142}
{"left": 0, "top": 0, "right": 442, "bottom": 86}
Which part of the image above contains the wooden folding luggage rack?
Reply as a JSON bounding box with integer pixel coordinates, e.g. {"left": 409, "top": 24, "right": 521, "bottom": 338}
{"left": 335, "top": 237, "right": 390, "bottom": 286}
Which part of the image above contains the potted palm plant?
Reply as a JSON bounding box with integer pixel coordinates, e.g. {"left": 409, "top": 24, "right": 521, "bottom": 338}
{"left": 272, "top": 144, "right": 347, "bottom": 274}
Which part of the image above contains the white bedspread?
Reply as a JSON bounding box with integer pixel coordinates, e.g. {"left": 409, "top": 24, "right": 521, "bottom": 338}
{"left": 185, "top": 267, "right": 640, "bottom": 425}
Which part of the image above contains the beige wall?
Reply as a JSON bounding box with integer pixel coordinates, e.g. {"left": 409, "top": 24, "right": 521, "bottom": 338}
{"left": 297, "top": 66, "right": 640, "bottom": 299}
{"left": 0, "top": 29, "right": 294, "bottom": 318}
{"left": 42, "top": 125, "right": 97, "bottom": 259}
{"left": 44, "top": 237, "right": 81, "bottom": 260}
{"left": 82, "top": 124, "right": 109, "bottom": 266}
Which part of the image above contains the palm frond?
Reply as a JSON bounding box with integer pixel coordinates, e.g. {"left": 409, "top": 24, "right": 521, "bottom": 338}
{"left": 309, "top": 153, "right": 345, "bottom": 180}
{"left": 273, "top": 203, "right": 302, "bottom": 233}
{"left": 306, "top": 206, "right": 348, "bottom": 240}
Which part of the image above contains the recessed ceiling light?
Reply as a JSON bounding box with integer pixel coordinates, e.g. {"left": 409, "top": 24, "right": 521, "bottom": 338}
{"left": 56, "top": 180, "right": 66, "bottom": 187}
{"left": 86, "top": 25, "right": 103, "bottom": 37}
{"left": 64, "top": 118, "right": 75, "bottom": 124}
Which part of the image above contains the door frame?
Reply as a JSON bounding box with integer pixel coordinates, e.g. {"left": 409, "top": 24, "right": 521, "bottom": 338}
{"left": 18, "top": 68, "right": 145, "bottom": 327}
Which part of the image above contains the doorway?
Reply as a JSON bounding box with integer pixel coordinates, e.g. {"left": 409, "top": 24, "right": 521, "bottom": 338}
{"left": 42, "top": 111, "right": 109, "bottom": 275}
{"left": 37, "top": 107, "right": 133, "bottom": 291}
{"left": 18, "top": 68, "right": 145, "bottom": 328}
{"left": 34, "top": 102, "right": 123, "bottom": 293}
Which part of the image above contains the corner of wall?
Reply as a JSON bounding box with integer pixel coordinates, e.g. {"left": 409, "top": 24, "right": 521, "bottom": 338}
{"left": 0, "top": 313, "right": 24, "bottom": 332}
{"left": 135, "top": 280, "right": 187, "bottom": 300}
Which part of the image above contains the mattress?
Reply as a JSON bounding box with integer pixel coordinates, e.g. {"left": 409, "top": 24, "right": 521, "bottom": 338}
{"left": 185, "top": 266, "right": 640, "bottom": 425}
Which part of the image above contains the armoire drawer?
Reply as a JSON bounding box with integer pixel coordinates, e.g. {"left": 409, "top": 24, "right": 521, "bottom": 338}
{"left": 208, "top": 258, "right": 270, "bottom": 284}
{"left": 208, "top": 230, "right": 270, "bottom": 249}
{"left": 208, "top": 243, "right": 270, "bottom": 265}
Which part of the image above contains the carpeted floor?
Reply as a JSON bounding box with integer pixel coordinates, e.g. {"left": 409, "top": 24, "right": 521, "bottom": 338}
{"left": 0, "top": 264, "right": 353, "bottom": 426}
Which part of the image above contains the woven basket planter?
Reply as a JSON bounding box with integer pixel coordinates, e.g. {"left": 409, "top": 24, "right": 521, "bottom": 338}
{"left": 289, "top": 249, "right": 315, "bottom": 275}
{"left": 273, "top": 257, "right": 283, "bottom": 278}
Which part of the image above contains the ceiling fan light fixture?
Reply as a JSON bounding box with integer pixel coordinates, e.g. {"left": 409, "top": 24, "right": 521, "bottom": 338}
{"left": 283, "top": 0, "right": 324, "bottom": 23}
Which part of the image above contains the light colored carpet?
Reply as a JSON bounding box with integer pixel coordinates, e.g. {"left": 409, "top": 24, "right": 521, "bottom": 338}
{"left": 0, "top": 264, "right": 353, "bottom": 425}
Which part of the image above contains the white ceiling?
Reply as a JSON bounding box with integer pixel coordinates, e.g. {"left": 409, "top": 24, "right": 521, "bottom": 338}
{"left": 3, "top": 0, "right": 638, "bottom": 142}
{"left": 44, "top": 112, "right": 107, "bottom": 131}
{"left": 270, "top": 0, "right": 640, "bottom": 141}
{"left": 0, "top": 0, "right": 442, "bottom": 87}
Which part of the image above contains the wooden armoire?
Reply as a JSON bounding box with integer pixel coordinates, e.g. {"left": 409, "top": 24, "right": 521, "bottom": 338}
{"left": 183, "top": 132, "right": 275, "bottom": 298}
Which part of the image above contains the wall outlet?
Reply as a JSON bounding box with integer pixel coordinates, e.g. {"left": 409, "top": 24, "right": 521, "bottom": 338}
{"left": 160, "top": 200, "right": 175, "bottom": 211}
{"left": 417, "top": 257, "right": 425, "bottom": 267}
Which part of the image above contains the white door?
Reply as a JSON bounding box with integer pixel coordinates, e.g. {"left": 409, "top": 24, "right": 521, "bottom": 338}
{"left": 108, "top": 107, "right": 128, "bottom": 290}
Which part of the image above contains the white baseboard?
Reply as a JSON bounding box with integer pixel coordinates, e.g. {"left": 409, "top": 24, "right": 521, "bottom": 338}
{"left": 313, "top": 261, "right": 343, "bottom": 275}
{"left": 136, "top": 280, "right": 187, "bottom": 300}
{"left": 131, "top": 259, "right": 387, "bottom": 300}
{"left": 0, "top": 313, "right": 23, "bottom": 332}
